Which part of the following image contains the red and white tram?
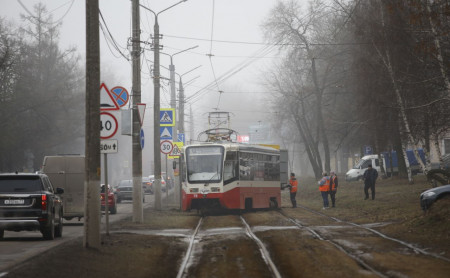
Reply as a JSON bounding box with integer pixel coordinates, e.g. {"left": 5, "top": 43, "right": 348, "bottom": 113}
{"left": 180, "top": 142, "right": 287, "bottom": 211}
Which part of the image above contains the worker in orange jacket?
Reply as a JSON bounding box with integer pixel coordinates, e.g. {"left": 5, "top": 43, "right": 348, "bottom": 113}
{"left": 330, "top": 171, "right": 338, "bottom": 208}
{"left": 318, "top": 172, "right": 331, "bottom": 209}
{"left": 288, "top": 173, "right": 298, "bottom": 208}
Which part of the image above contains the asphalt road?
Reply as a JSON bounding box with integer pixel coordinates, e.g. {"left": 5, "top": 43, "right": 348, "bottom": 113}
{"left": 0, "top": 192, "right": 173, "bottom": 273}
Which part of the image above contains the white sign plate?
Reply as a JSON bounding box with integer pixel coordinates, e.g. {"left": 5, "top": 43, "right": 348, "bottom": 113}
{"left": 101, "top": 139, "right": 118, "bottom": 153}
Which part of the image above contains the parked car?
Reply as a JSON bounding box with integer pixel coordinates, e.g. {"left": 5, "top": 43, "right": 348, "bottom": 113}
{"left": 101, "top": 184, "right": 117, "bottom": 214}
{"left": 0, "top": 172, "right": 64, "bottom": 240}
{"left": 420, "top": 184, "right": 450, "bottom": 211}
{"left": 115, "top": 180, "right": 144, "bottom": 203}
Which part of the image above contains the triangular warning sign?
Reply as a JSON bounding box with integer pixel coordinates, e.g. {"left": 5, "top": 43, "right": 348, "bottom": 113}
{"left": 100, "top": 83, "right": 120, "bottom": 111}
{"left": 161, "top": 127, "right": 172, "bottom": 138}
{"left": 171, "top": 144, "right": 180, "bottom": 156}
{"left": 137, "top": 103, "right": 146, "bottom": 126}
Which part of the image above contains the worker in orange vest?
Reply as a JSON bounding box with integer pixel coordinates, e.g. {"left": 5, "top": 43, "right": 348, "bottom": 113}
{"left": 330, "top": 171, "right": 338, "bottom": 207}
{"left": 318, "top": 172, "right": 331, "bottom": 209}
{"left": 288, "top": 173, "right": 298, "bottom": 208}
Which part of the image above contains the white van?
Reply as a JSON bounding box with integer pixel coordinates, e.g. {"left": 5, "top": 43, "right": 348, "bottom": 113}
{"left": 42, "top": 155, "right": 85, "bottom": 220}
{"left": 345, "top": 155, "right": 380, "bottom": 181}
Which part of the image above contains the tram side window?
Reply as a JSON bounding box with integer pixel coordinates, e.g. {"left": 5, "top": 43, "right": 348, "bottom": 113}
{"left": 224, "top": 151, "right": 238, "bottom": 185}
{"left": 239, "top": 152, "right": 252, "bottom": 181}
{"left": 264, "top": 155, "right": 280, "bottom": 181}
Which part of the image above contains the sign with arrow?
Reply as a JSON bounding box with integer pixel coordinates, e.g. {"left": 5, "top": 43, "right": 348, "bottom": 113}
{"left": 100, "top": 139, "right": 118, "bottom": 153}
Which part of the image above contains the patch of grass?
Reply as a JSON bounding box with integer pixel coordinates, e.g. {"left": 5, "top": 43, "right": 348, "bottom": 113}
{"left": 287, "top": 174, "right": 450, "bottom": 258}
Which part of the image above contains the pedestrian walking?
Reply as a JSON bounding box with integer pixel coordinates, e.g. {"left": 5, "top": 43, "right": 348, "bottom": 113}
{"left": 363, "top": 164, "right": 378, "bottom": 200}
{"left": 330, "top": 171, "right": 338, "bottom": 207}
{"left": 288, "top": 173, "right": 298, "bottom": 208}
{"left": 318, "top": 172, "right": 331, "bottom": 209}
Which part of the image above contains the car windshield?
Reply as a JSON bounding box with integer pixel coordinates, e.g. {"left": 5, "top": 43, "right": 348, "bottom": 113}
{"left": 0, "top": 176, "right": 42, "bottom": 193}
{"left": 353, "top": 158, "right": 369, "bottom": 169}
{"left": 186, "top": 146, "right": 224, "bottom": 183}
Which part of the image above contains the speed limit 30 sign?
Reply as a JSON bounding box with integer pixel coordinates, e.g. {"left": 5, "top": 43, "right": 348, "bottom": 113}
{"left": 160, "top": 140, "right": 173, "bottom": 154}
{"left": 100, "top": 112, "right": 118, "bottom": 139}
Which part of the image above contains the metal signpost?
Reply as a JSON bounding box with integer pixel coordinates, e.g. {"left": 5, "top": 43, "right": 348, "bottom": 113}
{"left": 100, "top": 83, "right": 121, "bottom": 235}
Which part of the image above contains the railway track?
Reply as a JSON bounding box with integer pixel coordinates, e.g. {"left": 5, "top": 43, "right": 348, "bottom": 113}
{"left": 175, "top": 207, "right": 449, "bottom": 278}
{"left": 176, "top": 215, "right": 282, "bottom": 278}
{"left": 289, "top": 205, "right": 450, "bottom": 262}
{"left": 277, "top": 205, "right": 450, "bottom": 277}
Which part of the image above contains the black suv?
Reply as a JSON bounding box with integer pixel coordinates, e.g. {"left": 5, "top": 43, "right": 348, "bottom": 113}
{"left": 0, "top": 173, "right": 64, "bottom": 240}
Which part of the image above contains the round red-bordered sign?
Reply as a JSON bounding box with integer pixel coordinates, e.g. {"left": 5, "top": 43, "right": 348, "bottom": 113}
{"left": 110, "top": 86, "right": 129, "bottom": 107}
{"left": 160, "top": 140, "right": 173, "bottom": 154}
{"left": 100, "top": 112, "right": 118, "bottom": 139}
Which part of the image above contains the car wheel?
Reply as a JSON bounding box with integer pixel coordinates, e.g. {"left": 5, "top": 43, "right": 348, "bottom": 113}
{"left": 55, "top": 210, "right": 63, "bottom": 238}
{"left": 110, "top": 205, "right": 117, "bottom": 215}
{"left": 42, "top": 216, "right": 55, "bottom": 240}
{"left": 0, "top": 229, "right": 4, "bottom": 240}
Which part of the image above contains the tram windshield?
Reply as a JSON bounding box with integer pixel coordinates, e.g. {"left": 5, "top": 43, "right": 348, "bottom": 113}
{"left": 186, "top": 146, "right": 224, "bottom": 183}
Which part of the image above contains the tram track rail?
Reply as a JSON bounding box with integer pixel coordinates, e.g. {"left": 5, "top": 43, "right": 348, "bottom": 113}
{"left": 293, "top": 204, "right": 450, "bottom": 262}
{"left": 277, "top": 205, "right": 450, "bottom": 278}
{"left": 176, "top": 215, "right": 283, "bottom": 278}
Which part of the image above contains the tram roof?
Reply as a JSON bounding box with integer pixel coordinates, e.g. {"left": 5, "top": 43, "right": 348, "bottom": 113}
{"left": 184, "top": 142, "right": 280, "bottom": 154}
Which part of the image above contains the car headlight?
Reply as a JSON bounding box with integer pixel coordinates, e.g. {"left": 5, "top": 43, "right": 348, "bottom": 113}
{"left": 422, "top": 191, "right": 436, "bottom": 198}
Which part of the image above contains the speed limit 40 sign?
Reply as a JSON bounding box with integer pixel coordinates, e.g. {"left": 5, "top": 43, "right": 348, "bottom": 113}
{"left": 100, "top": 112, "right": 118, "bottom": 139}
{"left": 160, "top": 140, "right": 173, "bottom": 154}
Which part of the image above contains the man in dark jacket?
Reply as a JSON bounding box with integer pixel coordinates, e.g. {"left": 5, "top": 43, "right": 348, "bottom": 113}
{"left": 363, "top": 164, "right": 378, "bottom": 200}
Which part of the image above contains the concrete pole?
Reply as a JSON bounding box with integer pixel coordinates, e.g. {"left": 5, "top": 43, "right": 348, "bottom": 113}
{"left": 169, "top": 62, "right": 178, "bottom": 141}
{"left": 153, "top": 17, "right": 162, "bottom": 211}
{"left": 179, "top": 79, "right": 185, "bottom": 135}
{"left": 132, "top": 0, "right": 143, "bottom": 222}
{"left": 84, "top": 0, "right": 101, "bottom": 249}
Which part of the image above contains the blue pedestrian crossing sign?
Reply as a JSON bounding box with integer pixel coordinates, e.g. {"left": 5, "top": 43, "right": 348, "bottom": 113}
{"left": 177, "top": 133, "right": 185, "bottom": 144}
{"left": 160, "top": 108, "right": 175, "bottom": 127}
{"left": 160, "top": 127, "right": 173, "bottom": 140}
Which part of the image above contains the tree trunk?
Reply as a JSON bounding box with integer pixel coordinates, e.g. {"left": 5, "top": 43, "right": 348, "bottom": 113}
{"left": 426, "top": 0, "right": 450, "bottom": 97}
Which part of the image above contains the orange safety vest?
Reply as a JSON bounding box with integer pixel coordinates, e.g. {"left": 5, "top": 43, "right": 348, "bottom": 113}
{"left": 289, "top": 178, "right": 298, "bottom": 193}
{"left": 319, "top": 177, "right": 330, "bottom": 192}
{"left": 330, "top": 176, "right": 337, "bottom": 191}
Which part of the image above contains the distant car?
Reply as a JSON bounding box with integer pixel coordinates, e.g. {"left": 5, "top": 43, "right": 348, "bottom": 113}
{"left": 420, "top": 184, "right": 450, "bottom": 211}
{"left": 101, "top": 184, "right": 117, "bottom": 214}
{"left": 149, "top": 175, "right": 166, "bottom": 192}
{"left": 142, "top": 177, "right": 152, "bottom": 194}
{"left": 0, "top": 172, "right": 64, "bottom": 240}
{"left": 115, "top": 180, "right": 144, "bottom": 203}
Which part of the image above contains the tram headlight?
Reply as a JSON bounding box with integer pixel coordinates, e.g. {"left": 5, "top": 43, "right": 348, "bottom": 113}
{"left": 211, "top": 187, "right": 220, "bottom": 193}
{"left": 190, "top": 188, "right": 199, "bottom": 193}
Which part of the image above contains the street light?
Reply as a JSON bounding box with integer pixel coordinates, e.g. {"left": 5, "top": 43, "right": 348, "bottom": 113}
{"left": 140, "top": 0, "right": 188, "bottom": 211}
{"left": 161, "top": 45, "right": 198, "bottom": 140}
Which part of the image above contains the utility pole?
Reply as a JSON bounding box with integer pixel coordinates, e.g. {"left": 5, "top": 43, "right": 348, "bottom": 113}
{"left": 169, "top": 63, "right": 177, "bottom": 142}
{"left": 190, "top": 104, "right": 194, "bottom": 144}
{"left": 132, "top": 0, "right": 143, "bottom": 222}
{"left": 179, "top": 79, "right": 185, "bottom": 135}
{"left": 84, "top": 0, "right": 101, "bottom": 249}
{"left": 140, "top": 0, "right": 188, "bottom": 211}
{"left": 153, "top": 15, "right": 162, "bottom": 210}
